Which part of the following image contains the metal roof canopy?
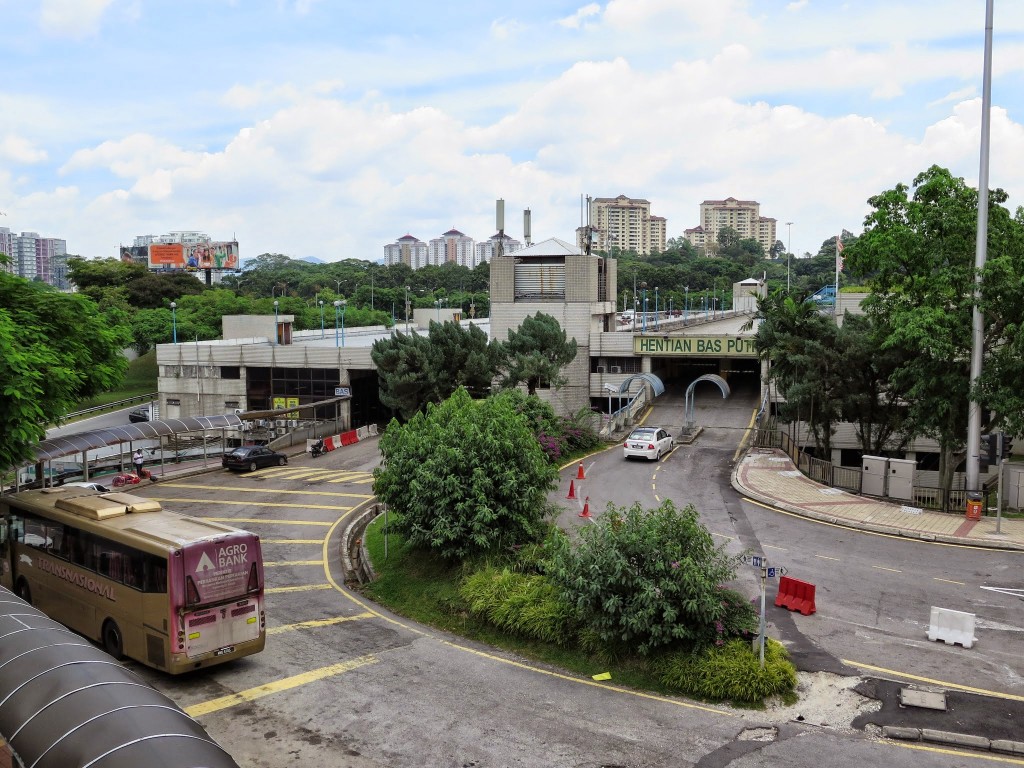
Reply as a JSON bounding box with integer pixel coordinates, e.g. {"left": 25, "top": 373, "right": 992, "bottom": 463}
{"left": 0, "top": 586, "right": 240, "bottom": 768}
{"left": 24, "top": 414, "right": 243, "bottom": 467}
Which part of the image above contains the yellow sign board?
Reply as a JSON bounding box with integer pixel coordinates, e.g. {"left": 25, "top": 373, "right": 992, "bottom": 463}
{"left": 633, "top": 335, "right": 757, "bottom": 357}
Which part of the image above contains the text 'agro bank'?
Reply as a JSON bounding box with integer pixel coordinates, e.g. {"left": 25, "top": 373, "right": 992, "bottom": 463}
{"left": 633, "top": 335, "right": 757, "bottom": 357}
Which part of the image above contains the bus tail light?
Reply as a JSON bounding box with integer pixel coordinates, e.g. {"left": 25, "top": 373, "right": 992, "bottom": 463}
{"left": 247, "top": 562, "right": 260, "bottom": 593}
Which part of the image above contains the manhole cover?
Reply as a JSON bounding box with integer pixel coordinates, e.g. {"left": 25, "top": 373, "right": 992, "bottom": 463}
{"left": 899, "top": 688, "right": 947, "bottom": 711}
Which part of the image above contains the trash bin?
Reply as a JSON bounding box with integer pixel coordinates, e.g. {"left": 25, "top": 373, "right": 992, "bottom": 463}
{"left": 965, "top": 491, "right": 983, "bottom": 521}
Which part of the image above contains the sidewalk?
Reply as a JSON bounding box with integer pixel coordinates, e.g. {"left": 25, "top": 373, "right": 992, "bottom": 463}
{"left": 732, "top": 448, "right": 1024, "bottom": 551}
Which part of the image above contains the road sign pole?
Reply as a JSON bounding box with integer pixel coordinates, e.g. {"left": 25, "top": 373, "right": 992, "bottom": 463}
{"left": 759, "top": 564, "right": 767, "bottom": 669}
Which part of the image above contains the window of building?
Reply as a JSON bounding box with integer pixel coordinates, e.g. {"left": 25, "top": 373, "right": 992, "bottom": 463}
{"left": 221, "top": 366, "right": 240, "bottom": 379}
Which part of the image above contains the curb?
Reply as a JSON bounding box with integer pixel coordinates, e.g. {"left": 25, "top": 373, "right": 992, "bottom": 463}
{"left": 882, "top": 725, "right": 1024, "bottom": 755}
{"left": 729, "top": 455, "right": 1024, "bottom": 553}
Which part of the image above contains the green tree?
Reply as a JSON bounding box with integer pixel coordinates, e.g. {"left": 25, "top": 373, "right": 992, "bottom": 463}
{"left": 544, "top": 499, "right": 756, "bottom": 655}
{"left": 0, "top": 273, "right": 130, "bottom": 469}
{"left": 373, "top": 388, "right": 558, "bottom": 560}
{"left": 499, "top": 312, "right": 578, "bottom": 395}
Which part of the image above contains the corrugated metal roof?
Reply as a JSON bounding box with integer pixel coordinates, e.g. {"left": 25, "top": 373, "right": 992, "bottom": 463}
{"left": 24, "top": 415, "right": 243, "bottom": 466}
{"left": 0, "top": 586, "right": 240, "bottom": 768}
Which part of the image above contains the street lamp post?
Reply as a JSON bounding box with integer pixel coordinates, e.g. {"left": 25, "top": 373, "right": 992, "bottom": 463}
{"left": 786, "top": 222, "right": 793, "bottom": 292}
{"left": 318, "top": 300, "right": 325, "bottom": 338}
{"left": 170, "top": 301, "right": 177, "bottom": 344}
{"left": 640, "top": 281, "right": 648, "bottom": 334}
{"left": 333, "top": 300, "right": 342, "bottom": 347}
{"left": 404, "top": 286, "right": 411, "bottom": 332}
{"left": 435, "top": 299, "right": 440, "bottom": 322}
{"left": 340, "top": 300, "right": 347, "bottom": 346}
{"left": 684, "top": 286, "right": 689, "bottom": 324}
{"left": 273, "top": 300, "right": 279, "bottom": 345}
{"left": 654, "top": 286, "right": 660, "bottom": 331}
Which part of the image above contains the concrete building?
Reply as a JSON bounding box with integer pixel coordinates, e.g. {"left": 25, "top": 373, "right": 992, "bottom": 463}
{"left": 383, "top": 235, "right": 428, "bottom": 269}
{"left": 0, "top": 228, "right": 67, "bottom": 285}
{"left": 584, "top": 195, "right": 667, "bottom": 256}
{"left": 428, "top": 229, "right": 476, "bottom": 268}
{"left": 685, "top": 198, "right": 777, "bottom": 255}
{"left": 475, "top": 233, "right": 522, "bottom": 264}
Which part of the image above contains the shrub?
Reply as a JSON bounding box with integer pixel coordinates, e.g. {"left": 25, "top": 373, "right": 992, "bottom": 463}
{"left": 460, "top": 566, "right": 579, "bottom": 646}
{"left": 543, "top": 500, "right": 757, "bottom": 655}
{"left": 655, "top": 638, "right": 797, "bottom": 704}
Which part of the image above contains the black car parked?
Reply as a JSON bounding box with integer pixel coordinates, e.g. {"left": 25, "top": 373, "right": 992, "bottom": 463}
{"left": 128, "top": 407, "right": 150, "bottom": 423}
{"left": 222, "top": 445, "right": 288, "bottom": 472}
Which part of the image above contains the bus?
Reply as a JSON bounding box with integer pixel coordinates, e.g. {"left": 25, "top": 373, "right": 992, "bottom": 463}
{"left": 0, "top": 486, "right": 265, "bottom": 674}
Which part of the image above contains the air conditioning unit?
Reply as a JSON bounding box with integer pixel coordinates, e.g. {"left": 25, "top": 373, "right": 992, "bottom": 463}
{"left": 596, "top": 365, "right": 606, "bottom": 374}
{"left": 610, "top": 366, "right": 622, "bottom": 374}
{"left": 275, "top": 420, "right": 287, "bottom": 429}
{"left": 241, "top": 421, "right": 253, "bottom": 432}
{"left": 256, "top": 419, "right": 267, "bottom": 428}
{"left": 287, "top": 420, "right": 298, "bottom": 428}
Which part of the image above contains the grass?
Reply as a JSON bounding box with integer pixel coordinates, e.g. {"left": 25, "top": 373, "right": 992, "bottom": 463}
{"left": 360, "top": 514, "right": 797, "bottom": 705}
{"left": 71, "top": 351, "right": 158, "bottom": 415}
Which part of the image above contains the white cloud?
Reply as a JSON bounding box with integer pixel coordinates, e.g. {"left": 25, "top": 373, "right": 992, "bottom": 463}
{"left": 38, "top": 0, "right": 115, "bottom": 38}
{"left": 0, "top": 135, "right": 48, "bottom": 164}
{"left": 557, "top": 4, "right": 601, "bottom": 30}
{"left": 60, "top": 135, "right": 204, "bottom": 179}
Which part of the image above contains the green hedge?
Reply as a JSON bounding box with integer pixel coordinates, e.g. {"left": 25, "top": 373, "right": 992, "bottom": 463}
{"left": 460, "top": 566, "right": 579, "bottom": 646}
{"left": 655, "top": 638, "right": 797, "bottom": 704}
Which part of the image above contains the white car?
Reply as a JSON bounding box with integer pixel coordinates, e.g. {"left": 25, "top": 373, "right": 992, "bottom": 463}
{"left": 623, "top": 426, "right": 673, "bottom": 462}
{"left": 60, "top": 481, "right": 110, "bottom": 492}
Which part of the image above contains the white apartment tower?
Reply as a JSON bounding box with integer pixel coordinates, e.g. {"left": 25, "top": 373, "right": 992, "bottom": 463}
{"left": 685, "top": 198, "right": 777, "bottom": 255}
{"left": 475, "top": 233, "right": 522, "bottom": 264}
{"left": 428, "top": 229, "right": 476, "bottom": 268}
{"left": 586, "top": 195, "right": 667, "bottom": 256}
{"left": 383, "top": 235, "right": 428, "bottom": 269}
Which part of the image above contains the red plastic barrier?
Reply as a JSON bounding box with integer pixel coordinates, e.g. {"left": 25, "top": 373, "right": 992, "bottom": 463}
{"left": 323, "top": 436, "right": 337, "bottom": 451}
{"left": 340, "top": 430, "right": 359, "bottom": 446}
{"left": 774, "top": 576, "right": 816, "bottom": 616}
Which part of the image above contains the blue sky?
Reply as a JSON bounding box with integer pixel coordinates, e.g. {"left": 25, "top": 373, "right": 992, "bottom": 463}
{"left": 3, "top": 0, "right": 1024, "bottom": 262}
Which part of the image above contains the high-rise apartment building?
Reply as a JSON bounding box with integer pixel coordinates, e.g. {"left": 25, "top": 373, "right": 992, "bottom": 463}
{"left": 384, "top": 235, "right": 429, "bottom": 269}
{"left": 0, "top": 227, "right": 67, "bottom": 285}
{"left": 475, "top": 233, "right": 522, "bottom": 264}
{"left": 685, "top": 197, "right": 777, "bottom": 255}
{"left": 428, "top": 229, "right": 476, "bottom": 267}
{"left": 584, "top": 195, "right": 667, "bottom": 256}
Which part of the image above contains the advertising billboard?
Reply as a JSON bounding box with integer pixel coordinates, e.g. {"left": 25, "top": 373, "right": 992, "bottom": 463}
{"left": 147, "top": 241, "right": 239, "bottom": 271}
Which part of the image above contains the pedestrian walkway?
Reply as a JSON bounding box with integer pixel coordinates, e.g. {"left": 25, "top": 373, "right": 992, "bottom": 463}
{"left": 732, "top": 448, "right": 1024, "bottom": 551}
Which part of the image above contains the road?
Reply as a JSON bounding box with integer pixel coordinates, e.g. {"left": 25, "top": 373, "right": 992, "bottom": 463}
{"left": 114, "top": 425, "right": 1022, "bottom": 767}
{"left": 561, "top": 383, "right": 1024, "bottom": 700}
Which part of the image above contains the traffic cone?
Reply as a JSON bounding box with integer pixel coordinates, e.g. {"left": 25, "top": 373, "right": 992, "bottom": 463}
{"left": 578, "top": 497, "right": 591, "bottom": 518}
{"left": 576, "top": 463, "right": 586, "bottom": 480}
{"left": 567, "top": 479, "right": 578, "bottom": 499}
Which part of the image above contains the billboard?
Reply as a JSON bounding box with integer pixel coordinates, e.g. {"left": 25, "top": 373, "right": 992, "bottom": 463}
{"left": 147, "top": 241, "right": 239, "bottom": 271}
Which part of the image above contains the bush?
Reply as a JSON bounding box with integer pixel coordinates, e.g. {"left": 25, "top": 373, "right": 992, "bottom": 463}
{"left": 501, "top": 389, "right": 601, "bottom": 463}
{"left": 460, "top": 566, "right": 579, "bottom": 646}
{"left": 373, "top": 388, "right": 558, "bottom": 561}
{"left": 543, "top": 500, "right": 757, "bottom": 655}
{"left": 655, "top": 638, "right": 797, "bottom": 704}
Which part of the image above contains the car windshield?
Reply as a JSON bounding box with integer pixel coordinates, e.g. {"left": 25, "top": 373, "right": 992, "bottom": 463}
{"left": 229, "top": 448, "right": 251, "bottom": 457}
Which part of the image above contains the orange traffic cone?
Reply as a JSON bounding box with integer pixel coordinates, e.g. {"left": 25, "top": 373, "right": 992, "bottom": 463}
{"left": 567, "top": 479, "right": 578, "bottom": 500}
{"left": 576, "top": 463, "right": 586, "bottom": 480}
{"left": 578, "top": 496, "right": 591, "bottom": 518}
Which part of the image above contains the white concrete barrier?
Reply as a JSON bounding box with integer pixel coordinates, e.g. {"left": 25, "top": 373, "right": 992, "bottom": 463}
{"left": 927, "top": 606, "right": 977, "bottom": 648}
{"left": 369, "top": 423, "right": 378, "bottom": 436}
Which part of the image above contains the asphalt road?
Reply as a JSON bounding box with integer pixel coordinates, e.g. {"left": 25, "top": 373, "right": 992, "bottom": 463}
{"left": 114, "top": 424, "right": 1022, "bottom": 767}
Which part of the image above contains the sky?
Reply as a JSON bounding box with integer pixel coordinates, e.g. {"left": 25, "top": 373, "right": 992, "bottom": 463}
{"left": 3, "top": 0, "right": 1024, "bottom": 263}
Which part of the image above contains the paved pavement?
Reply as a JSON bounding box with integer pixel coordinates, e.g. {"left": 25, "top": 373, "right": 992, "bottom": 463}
{"left": 732, "top": 447, "right": 1024, "bottom": 551}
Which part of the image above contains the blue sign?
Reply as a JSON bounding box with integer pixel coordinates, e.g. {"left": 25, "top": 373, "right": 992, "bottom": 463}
{"left": 750, "top": 556, "right": 764, "bottom": 568}
{"left": 335, "top": 387, "right": 351, "bottom": 397}
{"left": 767, "top": 567, "right": 777, "bottom": 578}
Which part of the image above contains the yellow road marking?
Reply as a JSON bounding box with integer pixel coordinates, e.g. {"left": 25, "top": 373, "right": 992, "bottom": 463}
{"left": 934, "top": 577, "right": 966, "bottom": 586}
{"left": 815, "top": 554, "right": 841, "bottom": 561}
{"left": 262, "top": 539, "right": 325, "bottom": 544}
{"left": 267, "top": 612, "right": 375, "bottom": 635}
{"left": 151, "top": 497, "right": 354, "bottom": 512}
{"left": 843, "top": 660, "right": 1024, "bottom": 702}
{"left": 207, "top": 517, "right": 332, "bottom": 527}
{"left": 763, "top": 544, "right": 788, "bottom": 551}
{"left": 184, "top": 655, "right": 378, "bottom": 717}
{"left": 158, "top": 483, "right": 372, "bottom": 499}
{"left": 266, "top": 584, "right": 333, "bottom": 594}
{"left": 871, "top": 565, "right": 902, "bottom": 573}
{"left": 263, "top": 560, "right": 324, "bottom": 567}
{"left": 711, "top": 531, "right": 735, "bottom": 540}
{"left": 885, "top": 741, "right": 1024, "bottom": 764}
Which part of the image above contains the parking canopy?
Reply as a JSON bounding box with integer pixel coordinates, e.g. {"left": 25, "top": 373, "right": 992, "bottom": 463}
{"left": 23, "top": 415, "right": 243, "bottom": 467}
{"left": 0, "top": 586, "right": 240, "bottom": 768}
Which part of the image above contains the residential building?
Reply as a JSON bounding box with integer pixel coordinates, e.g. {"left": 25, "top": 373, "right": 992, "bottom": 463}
{"left": 685, "top": 197, "right": 777, "bottom": 255}
{"left": 583, "top": 195, "right": 667, "bottom": 256}
{"left": 428, "top": 229, "right": 476, "bottom": 267}
{"left": 475, "top": 233, "right": 522, "bottom": 264}
{"left": 0, "top": 228, "right": 67, "bottom": 285}
{"left": 383, "top": 235, "right": 428, "bottom": 269}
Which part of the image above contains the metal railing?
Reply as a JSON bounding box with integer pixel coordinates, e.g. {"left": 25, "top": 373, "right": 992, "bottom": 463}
{"left": 59, "top": 393, "right": 158, "bottom": 423}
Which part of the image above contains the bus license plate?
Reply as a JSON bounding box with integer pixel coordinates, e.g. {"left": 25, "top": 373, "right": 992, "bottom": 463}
{"left": 214, "top": 645, "right": 235, "bottom": 657}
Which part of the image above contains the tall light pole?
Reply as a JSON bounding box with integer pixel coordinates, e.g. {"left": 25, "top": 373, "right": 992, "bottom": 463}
{"left": 684, "top": 286, "right": 689, "bottom": 324}
{"left": 654, "top": 286, "right": 659, "bottom": 330}
{"left": 170, "top": 301, "right": 177, "bottom": 344}
{"left": 786, "top": 222, "right": 794, "bottom": 292}
{"left": 640, "top": 281, "right": 648, "bottom": 334}
{"left": 333, "top": 300, "right": 342, "bottom": 347}
{"left": 318, "top": 299, "right": 325, "bottom": 338}
{"left": 340, "top": 299, "right": 347, "bottom": 346}
{"left": 404, "top": 286, "right": 411, "bottom": 332}
{"left": 435, "top": 299, "right": 441, "bottom": 322}
{"left": 273, "top": 300, "right": 279, "bottom": 345}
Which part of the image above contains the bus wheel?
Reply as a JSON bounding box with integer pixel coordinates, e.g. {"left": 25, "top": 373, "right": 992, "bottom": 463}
{"left": 102, "top": 620, "right": 124, "bottom": 659}
{"left": 15, "top": 579, "right": 31, "bottom": 605}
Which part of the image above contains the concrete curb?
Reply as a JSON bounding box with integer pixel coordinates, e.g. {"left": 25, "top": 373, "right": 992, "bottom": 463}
{"left": 882, "top": 725, "right": 1024, "bottom": 755}
{"left": 729, "top": 455, "right": 1024, "bottom": 553}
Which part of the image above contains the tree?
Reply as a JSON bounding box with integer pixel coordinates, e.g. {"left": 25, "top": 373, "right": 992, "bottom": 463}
{"left": 846, "top": 165, "right": 1023, "bottom": 491}
{"left": 0, "top": 273, "right": 131, "bottom": 469}
{"left": 373, "top": 388, "right": 558, "bottom": 560}
{"left": 543, "top": 499, "right": 756, "bottom": 655}
{"left": 499, "top": 312, "right": 578, "bottom": 395}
